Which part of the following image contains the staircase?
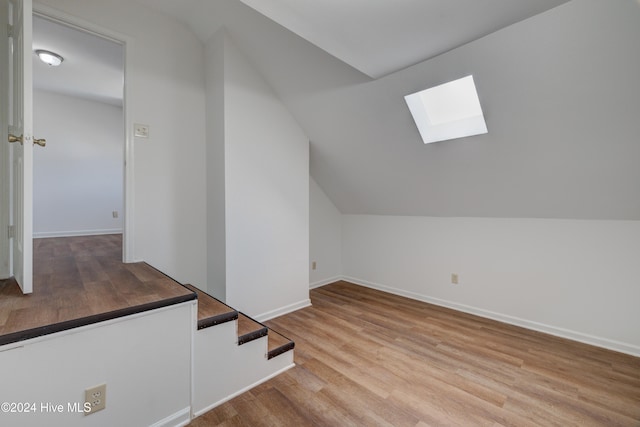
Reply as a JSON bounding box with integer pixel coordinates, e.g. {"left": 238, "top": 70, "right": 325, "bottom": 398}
{"left": 184, "top": 285, "right": 295, "bottom": 417}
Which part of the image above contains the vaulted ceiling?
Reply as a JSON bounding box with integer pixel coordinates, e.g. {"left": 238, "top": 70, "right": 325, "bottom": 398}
{"left": 136, "top": 0, "right": 569, "bottom": 79}
{"left": 236, "top": 0, "right": 570, "bottom": 79}
{"left": 135, "top": 0, "right": 640, "bottom": 220}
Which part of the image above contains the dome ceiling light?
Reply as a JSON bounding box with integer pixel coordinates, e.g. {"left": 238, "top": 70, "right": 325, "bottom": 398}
{"left": 34, "top": 49, "right": 64, "bottom": 67}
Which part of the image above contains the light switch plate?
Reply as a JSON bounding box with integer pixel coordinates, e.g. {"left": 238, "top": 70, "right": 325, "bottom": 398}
{"left": 134, "top": 123, "right": 149, "bottom": 138}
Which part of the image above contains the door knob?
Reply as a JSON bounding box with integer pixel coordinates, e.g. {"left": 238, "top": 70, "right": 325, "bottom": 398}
{"left": 33, "top": 138, "right": 46, "bottom": 147}
{"left": 8, "top": 134, "right": 23, "bottom": 144}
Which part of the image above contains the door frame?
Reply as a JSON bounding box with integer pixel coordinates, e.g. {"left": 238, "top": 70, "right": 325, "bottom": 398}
{"left": 33, "top": 4, "right": 135, "bottom": 262}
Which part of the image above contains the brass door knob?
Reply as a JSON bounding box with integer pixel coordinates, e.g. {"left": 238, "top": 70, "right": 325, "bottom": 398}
{"left": 34, "top": 138, "right": 46, "bottom": 147}
{"left": 8, "top": 134, "right": 23, "bottom": 144}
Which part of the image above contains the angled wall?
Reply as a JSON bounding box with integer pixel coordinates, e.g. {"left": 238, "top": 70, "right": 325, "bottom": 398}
{"left": 304, "top": 0, "right": 640, "bottom": 220}
{"left": 336, "top": 1, "right": 640, "bottom": 356}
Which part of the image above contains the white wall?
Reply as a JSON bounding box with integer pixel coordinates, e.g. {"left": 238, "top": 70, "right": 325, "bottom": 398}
{"left": 342, "top": 215, "right": 640, "bottom": 356}
{"left": 212, "top": 33, "right": 310, "bottom": 320}
{"left": 205, "top": 30, "right": 226, "bottom": 299}
{"left": 33, "top": 90, "right": 123, "bottom": 237}
{"left": 193, "top": 319, "right": 293, "bottom": 416}
{"left": 309, "top": 177, "right": 341, "bottom": 288}
{"left": 0, "top": 303, "right": 193, "bottom": 427}
{"left": 35, "top": 0, "right": 207, "bottom": 287}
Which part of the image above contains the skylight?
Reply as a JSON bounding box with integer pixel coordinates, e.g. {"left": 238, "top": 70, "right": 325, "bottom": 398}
{"left": 404, "top": 75, "right": 488, "bottom": 144}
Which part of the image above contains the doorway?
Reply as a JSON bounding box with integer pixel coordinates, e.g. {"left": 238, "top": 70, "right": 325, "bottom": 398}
{"left": 32, "top": 14, "right": 125, "bottom": 255}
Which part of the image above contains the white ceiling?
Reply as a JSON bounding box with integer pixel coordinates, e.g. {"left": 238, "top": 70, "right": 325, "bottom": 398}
{"left": 32, "top": 0, "right": 566, "bottom": 105}
{"left": 135, "top": 0, "right": 568, "bottom": 79}
{"left": 32, "top": 15, "right": 123, "bottom": 106}
{"left": 236, "top": 0, "right": 570, "bottom": 78}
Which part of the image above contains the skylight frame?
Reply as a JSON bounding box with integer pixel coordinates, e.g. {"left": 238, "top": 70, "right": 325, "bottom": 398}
{"left": 404, "top": 75, "right": 488, "bottom": 144}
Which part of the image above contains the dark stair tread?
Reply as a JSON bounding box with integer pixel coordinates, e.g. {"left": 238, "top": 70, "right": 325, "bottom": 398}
{"left": 182, "top": 284, "right": 294, "bottom": 359}
{"left": 184, "top": 284, "right": 238, "bottom": 329}
{"left": 267, "top": 328, "right": 295, "bottom": 360}
{"left": 237, "top": 313, "right": 268, "bottom": 345}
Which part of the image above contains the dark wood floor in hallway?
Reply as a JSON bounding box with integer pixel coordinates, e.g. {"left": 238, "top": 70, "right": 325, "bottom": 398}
{"left": 0, "top": 234, "right": 193, "bottom": 345}
{"left": 190, "top": 281, "right": 640, "bottom": 426}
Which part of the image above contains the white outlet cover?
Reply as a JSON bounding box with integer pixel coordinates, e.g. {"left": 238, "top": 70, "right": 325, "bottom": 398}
{"left": 84, "top": 383, "right": 107, "bottom": 415}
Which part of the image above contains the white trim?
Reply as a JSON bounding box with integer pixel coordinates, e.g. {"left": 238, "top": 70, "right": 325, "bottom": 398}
{"left": 193, "top": 363, "right": 295, "bottom": 418}
{"left": 253, "top": 299, "right": 311, "bottom": 322}
{"left": 0, "top": 0, "right": 10, "bottom": 280}
{"left": 149, "top": 407, "right": 191, "bottom": 427}
{"left": 32, "top": 3, "right": 135, "bottom": 263}
{"left": 122, "top": 37, "right": 135, "bottom": 264}
{"left": 33, "top": 229, "right": 123, "bottom": 238}
{"left": 310, "top": 276, "right": 341, "bottom": 289}
{"left": 342, "top": 276, "right": 640, "bottom": 358}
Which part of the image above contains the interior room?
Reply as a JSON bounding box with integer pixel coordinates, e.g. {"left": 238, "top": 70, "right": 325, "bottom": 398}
{"left": 32, "top": 14, "right": 124, "bottom": 239}
{"left": 0, "top": 0, "right": 638, "bottom": 426}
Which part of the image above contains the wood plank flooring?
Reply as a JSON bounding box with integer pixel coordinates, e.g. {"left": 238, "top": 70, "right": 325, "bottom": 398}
{"left": 0, "top": 234, "right": 194, "bottom": 345}
{"left": 190, "top": 281, "right": 640, "bottom": 427}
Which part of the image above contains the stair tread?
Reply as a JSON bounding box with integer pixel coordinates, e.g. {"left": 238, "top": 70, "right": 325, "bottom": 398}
{"left": 237, "top": 313, "right": 268, "bottom": 345}
{"left": 183, "top": 284, "right": 294, "bottom": 358}
{"left": 184, "top": 284, "right": 238, "bottom": 329}
{"left": 267, "top": 328, "right": 295, "bottom": 360}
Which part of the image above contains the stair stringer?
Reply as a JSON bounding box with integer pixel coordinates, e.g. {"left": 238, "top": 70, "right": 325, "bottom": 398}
{"left": 192, "top": 319, "right": 294, "bottom": 417}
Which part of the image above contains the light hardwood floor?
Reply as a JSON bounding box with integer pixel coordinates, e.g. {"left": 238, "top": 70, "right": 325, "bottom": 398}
{"left": 190, "top": 281, "right": 640, "bottom": 426}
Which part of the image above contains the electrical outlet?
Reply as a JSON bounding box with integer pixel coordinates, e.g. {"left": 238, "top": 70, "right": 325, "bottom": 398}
{"left": 84, "top": 384, "right": 106, "bottom": 415}
{"left": 112, "top": 211, "right": 119, "bottom": 219}
{"left": 134, "top": 123, "right": 149, "bottom": 138}
{"left": 451, "top": 273, "right": 459, "bottom": 284}
{"left": 312, "top": 261, "right": 317, "bottom": 270}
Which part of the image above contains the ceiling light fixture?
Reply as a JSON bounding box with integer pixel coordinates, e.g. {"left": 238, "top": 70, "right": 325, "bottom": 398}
{"left": 35, "top": 49, "right": 64, "bottom": 67}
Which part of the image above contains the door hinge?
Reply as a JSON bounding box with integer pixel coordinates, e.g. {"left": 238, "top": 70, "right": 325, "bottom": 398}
{"left": 7, "top": 24, "right": 13, "bottom": 38}
{"left": 7, "top": 225, "right": 15, "bottom": 239}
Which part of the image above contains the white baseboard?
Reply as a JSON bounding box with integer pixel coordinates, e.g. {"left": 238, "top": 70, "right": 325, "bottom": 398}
{"left": 149, "top": 407, "right": 191, "bottom": 427}
{"left": 193, "top": 363, "right": 295, "bottom": 418}
{"left": 342, "top": 275, "right": 640, "bottom": 358}
{"left": 309, "top": 276, "right": 342, "bottom": 289}
{"left": 254, "top": 299, "right": 311, "bottom": 322}
{"left": 34, "top": 229, "right": 123, "bottom": 238}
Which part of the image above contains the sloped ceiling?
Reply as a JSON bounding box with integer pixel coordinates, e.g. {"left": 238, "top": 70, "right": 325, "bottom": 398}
{"left": 135, "top": 0, "right": 568, "bottom": 79}
{"left": 236, "top": 0, "right": 569, "bottom": 79}
{"left": 133, "top": 0, "right": 640, "bottom": 220}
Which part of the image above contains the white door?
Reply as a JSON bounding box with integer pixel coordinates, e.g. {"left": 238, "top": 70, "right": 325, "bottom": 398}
{"left": 0, "top": 0, "right": 10, "bottom": 279}
{"left": 4, "top": 0, "right": 33, "bottom": 293}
